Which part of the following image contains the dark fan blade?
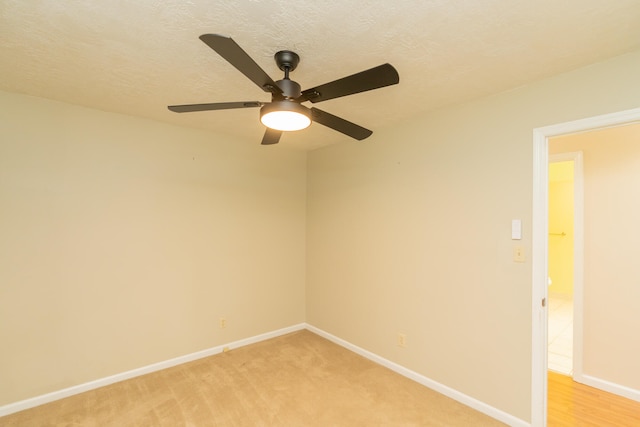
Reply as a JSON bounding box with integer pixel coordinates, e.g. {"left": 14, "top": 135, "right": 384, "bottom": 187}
{"left": 199, "top": 34, "right": 282, "bottom": 94}
{"left": 299, "top": 63, "right": 399, "bottom": 103}
{"left": 261, "top": 128, "right": 283, "bottom": 145}
{"left": 168, "top": 101, "right": 263, "bottom": 113}
{"left": 311, "top": 108, "right": 372, "bottom": 140}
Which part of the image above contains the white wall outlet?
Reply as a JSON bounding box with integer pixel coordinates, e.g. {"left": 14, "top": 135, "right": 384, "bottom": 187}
{"left": 219, "top": 317, "right": 227, "bottom": 328}
{"left": 398, "top": 333, "right": 407, "bottom": 348}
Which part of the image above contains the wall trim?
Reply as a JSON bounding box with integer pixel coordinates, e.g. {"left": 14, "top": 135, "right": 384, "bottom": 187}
{"left": 0, "top": 323, "right": 306, "bottom": 417}
{"left": 306, "top": 324, "right": 529, "bottom": 427}
{"left": 531, "top": 126, "right": 549, "bottom": 427}
{"left": 576, "top": 374, "right": 640, "bottom": 403}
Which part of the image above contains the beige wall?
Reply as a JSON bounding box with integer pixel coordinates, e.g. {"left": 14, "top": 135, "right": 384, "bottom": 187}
{"left": 2, "top": 48, "right": 640, "bottom": 421}
{"left": 306, "top": 49, "right": 640, "bottom": 421}
{"left": 0, "top": 91, "right": 307, "bottom": 405}
{"left": 550, "top": 123, "right": 640, "bottom": 392}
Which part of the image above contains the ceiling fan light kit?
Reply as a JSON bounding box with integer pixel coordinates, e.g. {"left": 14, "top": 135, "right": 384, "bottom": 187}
{"left": 168, "top": 34, "right": 399, "bottom": 145}
{"left": 260, "top": 101, "right": 311, "bottom": 131}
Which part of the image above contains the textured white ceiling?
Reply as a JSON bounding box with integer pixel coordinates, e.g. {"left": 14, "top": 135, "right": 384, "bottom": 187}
{"left": 2, "top": 0, "right": 640, "bottom": 150}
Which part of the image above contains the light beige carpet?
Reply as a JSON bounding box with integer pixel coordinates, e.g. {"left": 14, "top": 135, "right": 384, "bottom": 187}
{"left": 0, "top": 330, "right": 505, "bottom": 426}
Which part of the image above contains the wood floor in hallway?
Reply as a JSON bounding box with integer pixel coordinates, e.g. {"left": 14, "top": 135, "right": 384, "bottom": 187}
{"left": 548, "top": 371, "right": 640, "bottom": 426}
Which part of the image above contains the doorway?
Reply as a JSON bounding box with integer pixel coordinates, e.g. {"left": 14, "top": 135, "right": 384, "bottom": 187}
{"left": 531, "top": 107, "right": 640, "bottom": 427}
{"left": 547, "top": 158, "right": 576, "bottom": 376}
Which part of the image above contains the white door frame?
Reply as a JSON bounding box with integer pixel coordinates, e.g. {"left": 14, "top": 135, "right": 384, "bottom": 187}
{"left": 531, "top": 107, "right": 640, "bottom": 427}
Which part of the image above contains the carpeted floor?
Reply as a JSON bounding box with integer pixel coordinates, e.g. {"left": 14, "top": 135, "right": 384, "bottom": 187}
{"left": 0, "top": 330, "right": 505, "bottom": 426}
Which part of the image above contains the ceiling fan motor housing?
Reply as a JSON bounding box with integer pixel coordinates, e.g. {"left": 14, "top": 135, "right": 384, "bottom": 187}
{"left": 275, "top": 78, "right": 302, "bottom": 99}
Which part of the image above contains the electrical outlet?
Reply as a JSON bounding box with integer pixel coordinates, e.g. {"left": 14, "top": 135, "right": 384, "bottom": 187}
{"left": 219, "top": 317, "right": 227, "bottom": 328}
{"left": 398, "top": 333, "right": 407, "bottom": 348}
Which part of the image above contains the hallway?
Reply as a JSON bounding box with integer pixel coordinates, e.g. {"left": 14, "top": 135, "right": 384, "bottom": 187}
{"left": 548, "top": 294, "right": 573, "bottom": 375}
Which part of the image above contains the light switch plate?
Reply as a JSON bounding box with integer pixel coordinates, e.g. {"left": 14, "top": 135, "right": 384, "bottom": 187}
{"left": 511, "top": 219, "right": 522, "bottom": 240}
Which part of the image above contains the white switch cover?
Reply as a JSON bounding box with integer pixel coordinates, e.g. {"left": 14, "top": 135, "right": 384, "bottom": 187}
{"left": 511, "top": 219, "right": 522, "bottom": 240}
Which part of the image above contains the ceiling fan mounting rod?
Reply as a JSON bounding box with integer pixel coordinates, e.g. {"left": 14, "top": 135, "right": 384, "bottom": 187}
{"left": 273, "top": 51, "right": 302, "bottom": 99}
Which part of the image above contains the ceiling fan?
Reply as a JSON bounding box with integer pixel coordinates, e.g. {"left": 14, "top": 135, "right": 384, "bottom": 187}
{"left": 168, "top": 34, "right": 399, "bottom": 145}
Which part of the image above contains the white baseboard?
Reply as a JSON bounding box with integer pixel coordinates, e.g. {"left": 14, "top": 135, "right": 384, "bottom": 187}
{"left": 305, "top": 324, "right": 530, "bottom": 427}
{"left": 0, "top": 323, "right": 305, "bottom": 417}
{"left": 575, "top": 372, "right": 640, "bottom": 402}
{"left": 2, "top": 322, "right": 530, "bottom": 426}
